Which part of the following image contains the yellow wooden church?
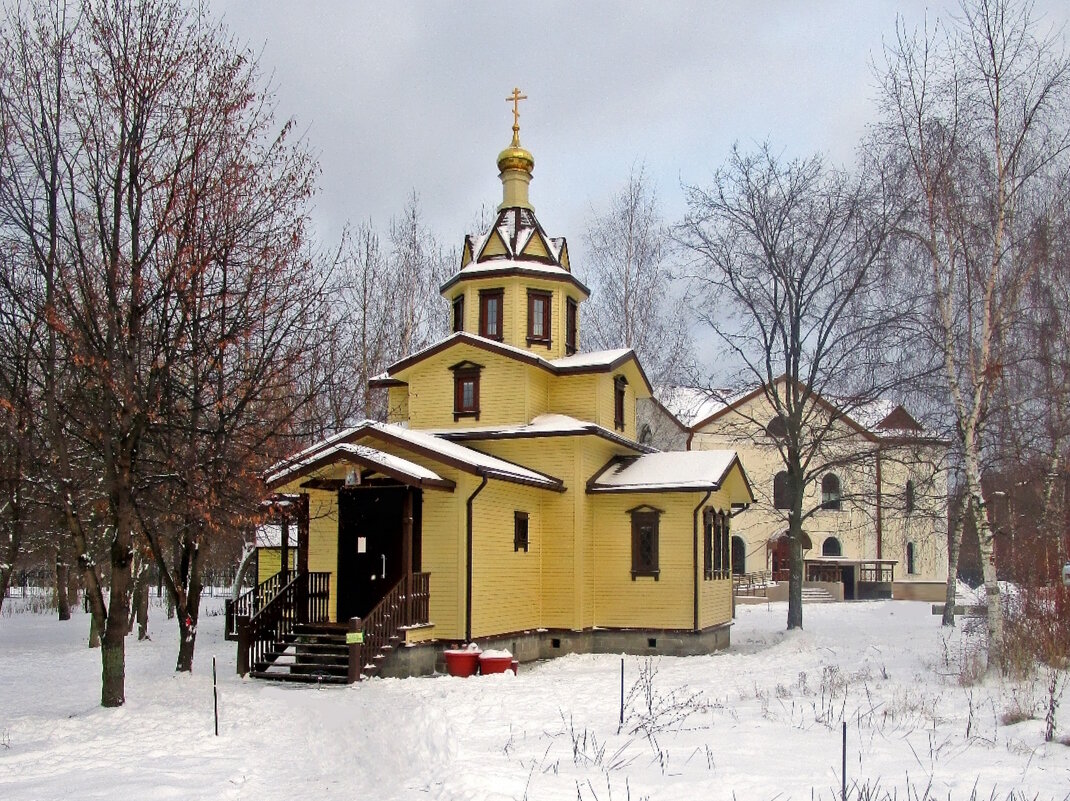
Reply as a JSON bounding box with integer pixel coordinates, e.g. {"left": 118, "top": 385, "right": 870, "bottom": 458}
{"left": 235, "top": 96, "right": 754, "bottom": 682}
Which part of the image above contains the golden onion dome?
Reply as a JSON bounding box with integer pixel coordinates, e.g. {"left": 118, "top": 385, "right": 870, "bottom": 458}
{"left": 497, "top": 140, "right": 534, "bottom": 174}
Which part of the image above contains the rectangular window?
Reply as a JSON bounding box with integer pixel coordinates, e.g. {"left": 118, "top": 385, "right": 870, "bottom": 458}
{"left": 630, "top": 509, "right": 660, "bottom": 579}
{"left": 705, "top": 509, "right": 730, "bottom": 580}
{"left": 452, "top": 295, "right": 464, "bottom": 333}
{"left": 527, "top": 290, "right": 551, "bottom": 345}
{"left": 566, "top": 298, "right": 578, "bottom": 355}
{"left": 479, "top": 290, "right": 503, "bottom": 340}
{"left": 453, "top": 367, "right": 480, "bottom": 420}
{"left": 614, "top": 375, "right": 627, "bottom": 431}
{"left": 514, "top": 511, "right": 529, "bottom": 552}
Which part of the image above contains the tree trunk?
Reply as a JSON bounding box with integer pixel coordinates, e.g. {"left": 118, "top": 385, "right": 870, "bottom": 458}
{"left": 56, "top": 553, "right": 71, "bottom": 621}
{"left": 89, "top": 613, "right": 101, "bottom": 648}
{"left": 175, "top": 537, "right": 204, "bottom": 672}
{"left": 942, "top": 494, "right": 966, "bottom": 627}
{"left": 135, "top": 570, "right": 150, "bottom": 641}
{"left": 964, "top": 445, "right": 1003, "bottom": 674}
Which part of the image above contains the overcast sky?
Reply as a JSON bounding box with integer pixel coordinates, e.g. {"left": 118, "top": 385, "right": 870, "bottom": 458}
{"left": 207, "top": 1, "right": 1068, "bottom": 274}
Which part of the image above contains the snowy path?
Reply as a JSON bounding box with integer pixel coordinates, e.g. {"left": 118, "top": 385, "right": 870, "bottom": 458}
{"left": 2, "top": 600, "right": 1068, "bottom": 800}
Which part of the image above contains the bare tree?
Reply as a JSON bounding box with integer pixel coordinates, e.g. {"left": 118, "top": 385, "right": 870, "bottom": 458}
{"left": 677, "top": 143, "right": 903, "bottom": 630}
{"left": 873, "top": 0, "right": 1070, "bottom": 672}
{"left": 583, "top": 165, "right": 693, "bottom": 386}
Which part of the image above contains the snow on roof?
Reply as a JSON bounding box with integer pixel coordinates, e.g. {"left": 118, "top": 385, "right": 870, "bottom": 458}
{"left": 427, "top": 413, "right": 655, "bottom": 453}
{"left": 588, "top": 450, "right": 741, "bottom": 493}
{"left": 657, "top": 386, "right": 741, "bottom": 429}
{"left": 455, "top": 259, "right": 573, "bottom": 279}
{"left": 356, "top": 422, "right": 563, "bottom": 490}
{"left": 550, "top": 349, "right": 632, "bottom": 370}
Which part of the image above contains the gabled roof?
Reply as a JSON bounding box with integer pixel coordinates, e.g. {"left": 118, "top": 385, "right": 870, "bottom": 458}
{"left": 672, "top": 376, "right": 944, "bottom": 445}
{"left": 266, "top": 420, "right": 565, "bottom": 492}
{"left": 587, "top": 451, "right": 754, "bottom": 497}
{"left": 370, "top": 332, "right": 654, "bottom": 396}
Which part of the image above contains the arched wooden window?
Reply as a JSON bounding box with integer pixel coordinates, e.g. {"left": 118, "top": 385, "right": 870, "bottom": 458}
{"left": 822, "top": 536, "right": 842, "bottom": 557}
{"left": 905, "top": 480, "right": 915, "bottom": 515}
{"left": 773, "top": 471, "right": 790, "bottom": 509}
{"left": 821, "top": 473, "right": 841, "bottom": 510}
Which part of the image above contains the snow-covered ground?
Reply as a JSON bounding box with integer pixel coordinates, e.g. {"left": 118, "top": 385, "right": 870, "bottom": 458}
{"left": 2, "top": 598, "right": 1068, "bottom": 800}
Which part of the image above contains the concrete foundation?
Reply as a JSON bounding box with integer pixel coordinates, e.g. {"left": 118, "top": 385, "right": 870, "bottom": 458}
{"left": 378, "top": 623, "right": 733, "bottom": 679}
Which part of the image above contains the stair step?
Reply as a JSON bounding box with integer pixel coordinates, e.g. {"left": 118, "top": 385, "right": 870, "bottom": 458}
{"left": 250, "top": 670, "right": 347, "bottom": 685}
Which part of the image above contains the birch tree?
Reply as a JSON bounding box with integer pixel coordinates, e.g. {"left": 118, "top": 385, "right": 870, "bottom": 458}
{"left": 873, "top": 0, "right": 1070, "bottom": 671}
{"left": 583, "top": 165, "right": 693, "bottom": 386}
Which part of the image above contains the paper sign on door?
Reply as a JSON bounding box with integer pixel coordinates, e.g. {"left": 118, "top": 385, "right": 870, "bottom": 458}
{"left": 357, "top": 537, "right": 367, "bottom": 554}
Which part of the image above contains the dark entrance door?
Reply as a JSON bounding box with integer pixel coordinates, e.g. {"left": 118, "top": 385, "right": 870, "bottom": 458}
{"left": 840, "top": 566, "right": 856, "bottom": 600}
{"left": 337, "top": 484, "right": 413, "bottom": 621}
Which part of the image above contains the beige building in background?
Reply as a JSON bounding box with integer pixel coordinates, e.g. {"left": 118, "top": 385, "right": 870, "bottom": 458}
{"left": 647, "top": 381, "right": 949, "bottom": 601}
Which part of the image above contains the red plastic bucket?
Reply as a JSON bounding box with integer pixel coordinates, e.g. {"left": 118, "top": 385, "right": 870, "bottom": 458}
{"left": 443, "top": 649, "right": 481, "bottom": 677}
{"left": 478, "top": 654, "right": 513, "bottom": 675}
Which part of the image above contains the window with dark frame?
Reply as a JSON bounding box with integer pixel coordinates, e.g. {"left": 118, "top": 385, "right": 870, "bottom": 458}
{"left": 905, "top": 480, "right": 915, "bottom": 515}
{"left": 479, "top": 289, "right": 504, "bottom": 340}
{"left": 906, "top": 541, "right": 916, "bottom": 574}
{"left": 630, "top": 507, "right": 660, "bottom": 579}
{"left": 452, "top": 295, "right": 464, "bottom": 333}
{"left": 451, "top": 361, "right": 482, "bottom": 420}
{"left": 514, "top": 511, "right": 529, "bottom": 552}
{"left": 527, "top": 290, "right": 552, "bottom": 346}
{"left": 773, "top": 471, "right": 790, "bottom": 510}
{"left": 705, "top": 509, "right": 730, "bottom": 580}
{"left": 566, "top": 298, "right": 578, "bottom": 355}
{"left": 821, "top": 473, "right": 842, "bottom": 510}
{"left": 614, "top": 375, "right": 627, "bottom": 431}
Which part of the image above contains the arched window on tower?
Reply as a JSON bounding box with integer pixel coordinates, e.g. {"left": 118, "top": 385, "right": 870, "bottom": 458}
{"left": 821, "top": 473, "right": 841, "bottom": 510}
{"left": 773, "top": 471, "right": 790, "bottom": 510}
{"left": 822, "top": 536, "right": 842, "bottom": 557}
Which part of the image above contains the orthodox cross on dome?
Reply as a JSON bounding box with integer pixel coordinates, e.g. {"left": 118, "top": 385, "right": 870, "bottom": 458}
{"left": 506, "top": 86, "right": 527, "bottom": 145}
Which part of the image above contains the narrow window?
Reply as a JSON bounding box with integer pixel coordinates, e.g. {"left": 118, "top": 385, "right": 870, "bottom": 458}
{"left": 614, "top": 375, "right": 627, "bottom": 431}
{"left": 906, "top": 542, "right": 916, "bottom": 574}
{"left": 514, "top": 511, "right": 529, "bottom": 552}
{"left": 773, "top": 471, "right": 790, "bottom": 510}
{"left": 566, "top": 298, "right": 578, "bottom": 355}
{"left": 451, "top": 362, "right": 482, "bottom": 420}
{"left": 527, "top": 290, "right": 552, "bottom": 346}
{"left": 731, "top": 535, "right": 746, "bottom": 575}
{"left": 905, "top": 480, "right": 915, "bottom": 515}
{"left": 452, "top": 295, "right": 464, "bottom": 333}
{"left": 703, "top": 509, "right": 713, "bottom": 580}
{"left": 630, "top": 508, "right": 660, "bottom": 579}
{"left": 708, "top": 510, "right": 729, "bottom": 579}
{"left": 822, "top": 536, "right": 842, "bottom": 557}
{"left": 479, "top": 289, "right": 503, "bottom": 340}
{"left": 821, "top": 473, "right": 841, "bottom": 510}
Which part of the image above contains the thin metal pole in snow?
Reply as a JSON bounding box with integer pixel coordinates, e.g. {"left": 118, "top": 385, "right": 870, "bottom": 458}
{"left": 841, "top": 720, "right": 846, "bottom": 801}
{"left": 213, "top": 656, "right": 219, "bottom": 736}
{"left": 619, "top": 657, "right": 624, "bottom": 732}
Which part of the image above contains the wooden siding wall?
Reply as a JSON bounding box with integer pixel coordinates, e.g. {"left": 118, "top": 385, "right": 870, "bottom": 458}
{"left": 306, "top": 489, "right": 341, "bottom": 621}
{"left": 256, "top": 548, "right": 295, "bottom": 586}
{"left": 447, "top": 275, "right": 583, "bottom": 361}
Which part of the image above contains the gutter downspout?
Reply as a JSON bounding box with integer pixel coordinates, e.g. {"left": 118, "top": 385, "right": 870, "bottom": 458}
{"left": 693, "top": 489, "right": 712, "bottom": 632}
{"left": 465, "top": 475, "right": 488, "bottom": 642}
{"left": 875, "top": 450, "right": 883, "bottom": 560}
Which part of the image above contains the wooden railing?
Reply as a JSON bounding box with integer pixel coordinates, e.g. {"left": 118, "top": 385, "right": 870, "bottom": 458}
{"left": 225, "top": 571, "right": 288, "bottom": 641}
{"left": 350, "top": 572, "right": 430, "bottom": 681}
{"left": 733, "top": 570, "right": 774, "bottom": 597}
{"left": 236, "top": 572, "right": 330, "bottom": 676}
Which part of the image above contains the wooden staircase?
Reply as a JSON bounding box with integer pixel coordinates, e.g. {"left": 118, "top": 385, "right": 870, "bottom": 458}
{"left": 239, "top": 571, "right": 430, "bottom": 684}
{"left": 250, "top": 623, "right": 349, "bottom": 684}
